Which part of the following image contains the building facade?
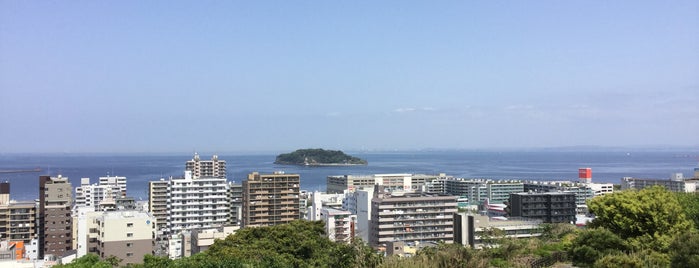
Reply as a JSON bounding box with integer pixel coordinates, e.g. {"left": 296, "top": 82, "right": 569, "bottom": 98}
{"left": 39, "top": 175, "right": 73, "bottom": 258}
{"left": 148, "top": 179, "right": 169, "bottom": 236}
{"left": 185, "top": 153, "right": 226, "bottom": 179}
{"left": 167, "top": 172, "right": 229, "bottom": 234}
{"left": 319, "top": 208, "right": 352, "bottom": 243}
{"left": 444, "top": 178, "right": 524, "bottom": 205}
{"left": 242, "top": 172, "right": 300, "bottom": 227}
{"left": 508, "top": 192, "right": 576, "bottom": 223}
{"left": 227, "top": 182, "right": 243, "bottom": 226}
{"left": 621, "top": 176, "right": 697, "bottom": 192}
{"left": 369, "top": 189, "right": 458, "bottom": 247}
{"left": 93, "top": 211, "right": 156, "bottom": 266}
{"left": 0, "top": 183, "right": 36, "bottom": 244}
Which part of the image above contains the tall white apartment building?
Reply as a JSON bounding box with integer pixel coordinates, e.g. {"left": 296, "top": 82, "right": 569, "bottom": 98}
{"left": 185, "top": 153, "right": 226, "bottom": 179}
{"left": 167, "top": 171, "right": 229, "bottom": 235}
{"left": 320, "top": 208, "right": 352, "bottom": 243}
{"left": 75, "top": 177, "right": 127, "bottom": 211}
{"left": 99, "top": 176, "right": 127, "bottom": 197}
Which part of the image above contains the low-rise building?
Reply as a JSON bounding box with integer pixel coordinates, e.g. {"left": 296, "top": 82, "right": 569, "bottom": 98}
{"left": 93, "top": 211, "right": 156, "bottom": 266}
{"left": 454, "top": 213, "right": 543, "bottom": 249}
{"left": 621, "top": 174, "right": 697, "bottom": 192}
{"left": 508, "top": 192, "right": 576, "bottom": 223}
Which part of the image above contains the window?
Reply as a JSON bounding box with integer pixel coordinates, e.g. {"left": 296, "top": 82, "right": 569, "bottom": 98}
{"left": 127, "top": 223, "right": 133, "bottom": 228}
{"left": 127, "top": 233, "right": 133, "bottom": 238}
{"left": 126, "top": 243, "right": 133, "bottom": 247}
{"left": 126, "top": 252, "right": 133, "bottom": 257}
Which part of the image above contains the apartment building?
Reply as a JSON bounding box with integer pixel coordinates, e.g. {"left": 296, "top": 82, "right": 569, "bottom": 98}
{"left": 185, "top": 153, "right": 226, "bottom": 179}
{"left": 93, "top": 211, "right": 156, "bottom": 265}
{"left": 227, "top": 182, "right": 243, "bottom": 226}
{"left": 167, "top": 171, "right": 229, "bottom": 234}
{"left": 369, "top": 188, "right": 458, "bottom": 247}
{"left": 445, "top": 178, "right": 524, "bottom": 205}
{"left": 328, "top": 173, "right": 449, "bottom": 194}
{"left": 0, "top": 183, "right": 36, "bottom": 244}
{"left": 454, "top": 213, "right": 542, "bottom": 249}
{"left": 319, "top": 208, "right": 352, "bottom": 243}
{"left": 74, "top": 177, "right": 126, "bottom": 211}
{"left": 621, "top": 174, "right": 697, "bottom": 192}
{"left": 98, "top": 176, "right": 127, "bottom": 198}
{"left": 38, "top": 175, "right": 73, "bottom": 259}
{"left": 148, "top": 179, "right": 169, "bottom": 236}
{"left": 242, "top": 172, "right": 300, "bottom": 227}
{"left": 508, "top": 192, "right": 576, "bottom": 223}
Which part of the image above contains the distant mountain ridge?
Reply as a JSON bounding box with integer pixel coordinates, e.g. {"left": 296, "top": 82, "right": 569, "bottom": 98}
{"left": 274, "top": 149, "right": 368, "bottom": 166}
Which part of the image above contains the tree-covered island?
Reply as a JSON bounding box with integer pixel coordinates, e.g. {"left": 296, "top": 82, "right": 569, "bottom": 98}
{"left": 274, "top": 148, "right": 368, "bottom": 166}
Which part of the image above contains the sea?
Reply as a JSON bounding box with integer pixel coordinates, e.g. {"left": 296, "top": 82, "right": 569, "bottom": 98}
{"left": 1, "top": 150, "right": 698, "bottom": 201}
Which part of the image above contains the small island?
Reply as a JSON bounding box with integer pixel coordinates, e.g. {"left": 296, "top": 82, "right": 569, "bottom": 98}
{"left": 274, "top": 149, "right": 368, "bottom": 166}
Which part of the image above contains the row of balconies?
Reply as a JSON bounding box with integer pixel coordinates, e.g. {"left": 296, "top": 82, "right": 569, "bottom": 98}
{"left": 379, "top": 227, "right": 454, "bottom": 236}
{"left": 379, "top": 202, "right": 457, "bottom": 209}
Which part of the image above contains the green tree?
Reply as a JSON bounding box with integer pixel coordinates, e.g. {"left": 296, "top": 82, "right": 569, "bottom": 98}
{"left": 593, "top": 254, "right": 643, "bottom": 268}
{"left": 675, "top": 192, "right": 699, "bottom": 229}
{"left": 205, "top": 220, "right": 358, "bottom": 268}
{"left": 53, "top": 254, "right": 112, "bottom": 268}
{"left": 569, "top": 228, "right": 628, "bottom": 267}
{"left": 587, "top": 186, "right": 693, "bottom": 251}
{"left": 669, "top": 231, "right": 699, "bottom": 268}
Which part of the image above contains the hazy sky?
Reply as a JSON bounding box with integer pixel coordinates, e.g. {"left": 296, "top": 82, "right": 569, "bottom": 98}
{"left": 1, "top": 1, "right": 697, "bottom": 153}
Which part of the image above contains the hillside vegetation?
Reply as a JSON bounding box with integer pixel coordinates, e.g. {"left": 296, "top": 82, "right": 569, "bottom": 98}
{"left": 274, "top": 148, "right": 367, "bottom": 165}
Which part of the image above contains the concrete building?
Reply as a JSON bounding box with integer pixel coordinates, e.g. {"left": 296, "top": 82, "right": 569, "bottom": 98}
{"left": 38, "top": 175, "right": 73, "bottom": 259}
{"left": 328, "top": 173, "right": 449, "bottom": 194}
{"left": 369, "top": 188, "right": 458, "bottom": 247}
{"left": 74, "top": 177, "right": 126, "bottom": 211}
{"left": 227, "top": 182, "right": 243, "bottom": 226}
{"left": 621, "top": 175, "right": 697, "bottom": 192}
{"left": 508, "top": 192, "right": 576, "bottom": 223}
{"left": 93, "top": 211, "right": 156, "bottom": 266}
{"left": 454, "top": 213, "right": 543, "bottom": 249}
{"left": 306, "top": 191, "right": 345, "bottom": 221}
{"left": 188, "top": 225, "right": 239, "bottom": 257}
{"left": 444, "top": 178, "right": 524, "bottom": 205}
{"left": 167, "top": 171, "right": 229, "bottom": 235}
{"left": 0, "top": 183, "right": 36, "bottom": 244}
{"left": 354, "top": 187, "right": 374, "bottom": 242}
{"left": 242, "top": 172, "right": 300, "bottom": 227}
{"left": 319, "top": 208, "right": 352, "bottom": 243}
{"left": 185, "top": 153, "right": 226, "bottom": 179}
{"left": 148, "top": 179, "right": 169, "bottom": 236}
{"left": 98, "top": 176, "right": 127, "bottom": 198}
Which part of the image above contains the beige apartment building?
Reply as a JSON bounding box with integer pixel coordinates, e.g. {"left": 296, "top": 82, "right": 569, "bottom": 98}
{"left": 370, "top": 188, "right": 458, "bottom": 247}
{"left": 0, "top": 183, "right": 36, "bottom": 244}
{"left": 185, "top": 153, "right": 227, "bottom": 179}
{"left": 242, "top": 172, "right": 300, "bottom": 227}
{"left": 92, "top": 211, "right": 155, "bottom": 266}
{"left": 148, "top": 179, "right": 169, "bottom": 236}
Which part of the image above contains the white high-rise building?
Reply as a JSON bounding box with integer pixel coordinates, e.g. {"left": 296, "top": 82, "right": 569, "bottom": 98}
{"left": 99, "top": 176, "right": 127, "bottom": 197}
{"left": 74, "top": 177, "right": 127, "bottom": 211}
{"left": 167, "top": 171, "right": 229, "bottom": 235}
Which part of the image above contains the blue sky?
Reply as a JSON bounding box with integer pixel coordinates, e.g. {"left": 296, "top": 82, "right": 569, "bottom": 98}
{"left": 1, "top": 1, "right": 697, "bottom": 153}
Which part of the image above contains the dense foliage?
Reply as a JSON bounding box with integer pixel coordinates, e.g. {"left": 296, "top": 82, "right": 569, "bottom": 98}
{"left": 274, "top": 148, "right": 367, "bottom": 165}
{"left": 587, "top": 186, "right": 693, "bottom": 251}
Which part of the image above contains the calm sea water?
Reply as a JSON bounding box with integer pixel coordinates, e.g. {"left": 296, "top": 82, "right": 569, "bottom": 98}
{"left": 0, "top": 151, "right": 698, "bottom": 201}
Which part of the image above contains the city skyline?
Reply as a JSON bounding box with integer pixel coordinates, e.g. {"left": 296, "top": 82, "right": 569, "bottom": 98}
{"left": 1, "top": 1, "right": 697, "bottom": 153}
